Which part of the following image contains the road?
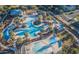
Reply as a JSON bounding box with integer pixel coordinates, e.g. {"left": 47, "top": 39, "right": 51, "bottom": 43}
{"left": 67, "top": 10, "right": 79, "bottom": 18}
{"left": 55, "top": 14, "right": 79, "bottom": 44}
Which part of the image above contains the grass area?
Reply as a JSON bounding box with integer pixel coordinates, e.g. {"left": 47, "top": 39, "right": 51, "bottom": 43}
{"left": 62, "top": 36, "right": 79, "bottom": 54}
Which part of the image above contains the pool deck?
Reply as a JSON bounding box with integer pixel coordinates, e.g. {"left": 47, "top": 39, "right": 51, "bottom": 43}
{"left": 19, "top": 33, "right": 62, "bottom": 54}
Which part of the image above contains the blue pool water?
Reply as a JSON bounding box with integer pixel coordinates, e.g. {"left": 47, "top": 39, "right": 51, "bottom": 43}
{"left": 58, "top": 40, "right": 62, "bottom": 48}
{"left": 3, "top": 16, "right": 45, "bottom": 41}
{"left": 32, "top": 42, "right": 43, "bottom": 53}
{"left": 36, "top": 35, "right": 57, "bottom": 53}
{"left": 3, "top": 15, "right": 64, "bottom": 41}
{"left": 8, "top": 9, "right": 22, "bottom": 16}
{"left": 3, "top": 15, "right": 63, "bottom": 53}
{"left": 3, "top": 29, "right": 10, "bottom": 41}
{"left": 36, "top": 35, "right": 62, "bottom": 53}
{"left": 15, "top": 18, "right": 44, "bottom": 37}
{"left": 58, "top": 23, "right": 64, "bottom": 31}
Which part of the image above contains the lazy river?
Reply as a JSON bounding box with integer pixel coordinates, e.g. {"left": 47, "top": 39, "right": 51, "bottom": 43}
{"left": 2, "top": 15, "right": 63, "bottom": 53}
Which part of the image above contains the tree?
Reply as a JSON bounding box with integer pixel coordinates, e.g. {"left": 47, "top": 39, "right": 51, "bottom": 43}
{"left": 10, "top": 31, "right": 15, "bottom": 41}
{"left": 62, "top": 46, "right": 69, "bottom": 54}
{"left": 38, "top": 15, "right": 43, "bottom": 22}
{"left": 16, "top": 38, "right": 23, "bottom": 44}
{"left": 70, "top": 48, "right": 79, "bottom": 54}
{"left": 24, "top": 33, "right": 29, "bottom": 38}
{"left": 23, "top": 33, "right": 30, "bottom": 42}
{"left": 46, "top": 15, "right": 52, "bottom": 20}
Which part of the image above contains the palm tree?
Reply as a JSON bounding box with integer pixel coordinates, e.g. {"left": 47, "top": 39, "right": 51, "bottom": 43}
{"left": 38, "top": 15, "right": 43, "bottom": 22}
{"left": 3, "top": 6, "right": 10, "bottom": 11}
{"left": 9, "top": 6, "right": 19, "bottom": 9}
{"left": 38, "top": 32, "right": 42, "bottom": 39}
{"left": 24, "top": 33, "right": 30, "bottom": 42}
{"left": 16, "top": 38, "right": 23, "bottom": 45}
{"left": 8, "top": 39, "right": 14, "bottom": 46}
{"left": 32, "top": 6, "right": 38, "bottom": 11}
{"left": 14, "top": 17, "right": 20, "bottom": 28}
{"left": 8, "top": 31, "right": 16, "bottom": 47}
{"left": 10, "top": 31, "right": 15, "bottom": 41}
{"left": 14, "top": 17, "right": 20, "bottom": 23}
{"left": 20, "top": 19, "right": 24, "bottom": 24}
{"left": 24, "top": 33, "right": 29, "bottom": 38}
{"left": 68, "top": 36, "right": 75, "bottom": 45}
{"left": 46, "top": 15, "right": 52, "bottom": 20}
{"left": 0, "top": 6, "right": 4, "bottom": 11}
{"left": 48, "top": 22, "right": 53, "bottom": 34}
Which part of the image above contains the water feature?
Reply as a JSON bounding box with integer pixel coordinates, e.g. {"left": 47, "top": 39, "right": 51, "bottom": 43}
{"left": 2, "top": 14, "right": 64, "bottom": 53}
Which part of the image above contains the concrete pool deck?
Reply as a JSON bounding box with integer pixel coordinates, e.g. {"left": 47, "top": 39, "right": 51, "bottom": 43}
{"left": 19, "top": 34, "right": 62, "bottom": 54}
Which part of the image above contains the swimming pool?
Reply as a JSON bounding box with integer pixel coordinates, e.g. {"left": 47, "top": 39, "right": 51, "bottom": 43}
{"left": 3, "top": 15, "right": 48, "bottom": 41}
{"left": 3, "top": 15, "right": 63, "bottom": 53}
